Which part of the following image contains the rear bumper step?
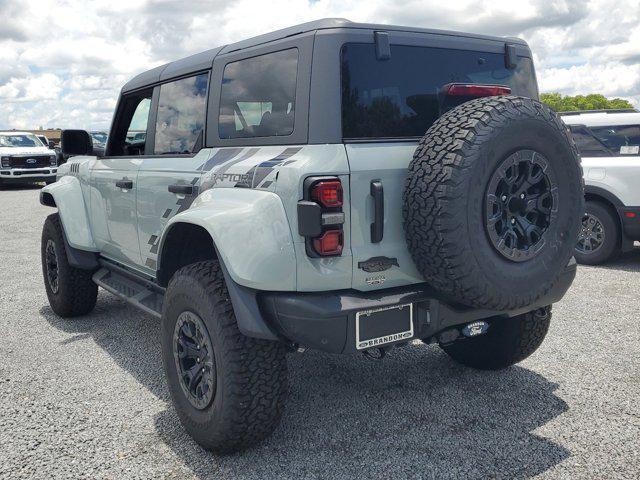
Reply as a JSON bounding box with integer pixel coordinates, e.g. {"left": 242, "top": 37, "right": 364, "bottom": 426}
{"left": 260, "top": 259, "right": 577, "bottom": 354}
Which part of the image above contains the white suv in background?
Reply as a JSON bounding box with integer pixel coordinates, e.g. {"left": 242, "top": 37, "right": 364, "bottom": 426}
{"left": 0, "top": 131, "right": 58, "bottom": 185}
{"left": 562, "top": 110, "right": 640, "bottom": 264}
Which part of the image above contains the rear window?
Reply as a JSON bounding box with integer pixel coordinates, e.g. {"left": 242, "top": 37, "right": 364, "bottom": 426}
{"left": 589, "top": 125, "right": 640, "bottom": 155}
{"left": 219, "top": 49, "right": 298, "bottom": 139}
{"left": 341, "top": 43, "right": 538, "bottom": 139}
{"left": 154, "top": 73, "right": 209, "bottom": 155}
{"left": 567, "top": 125, "right": 613, "bottom": 157}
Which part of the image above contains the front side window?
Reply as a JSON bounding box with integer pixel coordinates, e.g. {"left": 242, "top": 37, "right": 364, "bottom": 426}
{"left": 589, "top": 125, "right": 640, "bottom": 155}
{"left": 341, "top": 43, "right": 538, "bottom": 139}
{"left": 154, "top": 73, "right": 209, "bottom": 155}
{"left": 109, "top": 90, "right": 152, "bottom": 156}
{"left": 219, "top": 49, "right": 298, "bottom": 139}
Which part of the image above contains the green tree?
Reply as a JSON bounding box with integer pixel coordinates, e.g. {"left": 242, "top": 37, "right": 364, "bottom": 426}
{"left": 540, "top": 93, "right": 634, "bottom": 112}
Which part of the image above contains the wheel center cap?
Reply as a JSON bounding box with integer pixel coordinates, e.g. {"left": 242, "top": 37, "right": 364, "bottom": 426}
{"left": 508, "top": 196, "right": 525, "bottom": 214}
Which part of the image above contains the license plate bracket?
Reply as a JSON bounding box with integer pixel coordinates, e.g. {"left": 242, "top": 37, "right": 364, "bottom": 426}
{"left": 356, "top": 303, "right": 413, "bottom": 350}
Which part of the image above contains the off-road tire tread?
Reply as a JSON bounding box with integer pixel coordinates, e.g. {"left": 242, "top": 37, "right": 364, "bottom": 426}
{"left": 403, "top": 96, "right": 583, "bottom": 310}
{"left": 440, "top": 306, "right": 552, "bottom": 370}
{"left": 163, "top": 260, "right": 287, "bottom": 453}
{"left": 41, "top": 213, "right": 98, "bottom": 317}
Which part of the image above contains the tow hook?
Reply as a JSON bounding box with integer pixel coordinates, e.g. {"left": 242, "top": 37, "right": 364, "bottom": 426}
{"left": 437, "top": 320, "right": 490, "bottom": 345}
{"left": 363, "top": 347, "right": 387, "bottom": 360}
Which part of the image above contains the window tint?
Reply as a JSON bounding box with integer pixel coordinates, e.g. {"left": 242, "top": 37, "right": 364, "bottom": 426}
{"left": 219, "top": 49, "right": 298, "bottom": 139}
{"left": 154, "top": 73, "right": 209, "bottom": 155}
{"left": 341, "top": 44, "right": 538, "bottom": 139}
{"left": 589, "top": 125, "right": 640, "bottom": 155}
{"left": 108, "top": 89, "right": 152, "bottom": 156}
{"left": 127, "top": 98, "right": 151, "bottom": 143}
{"left": 567, "top": 125, "right": 613, "bottom": 157}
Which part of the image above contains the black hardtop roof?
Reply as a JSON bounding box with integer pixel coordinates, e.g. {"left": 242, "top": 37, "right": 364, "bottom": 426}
{"left": 122, "top": 18, "right": 528, "bottom": 93}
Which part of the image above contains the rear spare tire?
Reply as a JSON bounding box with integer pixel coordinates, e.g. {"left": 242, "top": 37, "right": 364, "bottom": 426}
{"left": 403, "top": 96, "right": 583, "bottom": 310}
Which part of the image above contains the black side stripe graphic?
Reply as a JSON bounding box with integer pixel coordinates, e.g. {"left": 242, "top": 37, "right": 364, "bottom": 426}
{"left": 144, "top": 175, "right": 200, "bottom": 267}
{"left": 236, "top": 147, "right": 302, "bottom": 188}
{"left": 200, "top": 148, "right": 260, "bottom": 192}
{"left": 197, "top": 147, "right": 243, "bottom": 171}
{"left": 175, "top": 176, "right": 201, "bottom": 213}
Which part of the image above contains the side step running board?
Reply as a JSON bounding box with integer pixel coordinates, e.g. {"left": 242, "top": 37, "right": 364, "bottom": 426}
{"left": 93, "top": 267, "right": 164, "bottom": 318}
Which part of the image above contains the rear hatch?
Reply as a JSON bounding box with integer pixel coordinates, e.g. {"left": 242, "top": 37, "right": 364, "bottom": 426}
{"left": 341, "top": 41, "right": 539, "bottom": 290}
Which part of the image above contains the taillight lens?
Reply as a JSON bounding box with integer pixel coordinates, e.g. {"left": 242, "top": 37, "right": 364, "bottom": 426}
{"left": 311, "top": 180, "right": 343, "bottom": 208}
{"left": 445, "top": 84, "right": 511, "bottom": 97}
{"left": 313, "top": 230, "right": 343, "bottom": 256}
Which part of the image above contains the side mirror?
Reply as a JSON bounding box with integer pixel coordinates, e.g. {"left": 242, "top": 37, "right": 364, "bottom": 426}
{"left": 61, "top": 130, "right": 93, "bottom": 156}
{"left": 48, "top": 140, "right": 56, "bottom": 149}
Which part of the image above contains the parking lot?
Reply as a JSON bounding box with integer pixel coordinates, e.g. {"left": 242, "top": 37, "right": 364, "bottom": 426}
{"left": 0, "top": 185, "right": 638, "bottom": 480}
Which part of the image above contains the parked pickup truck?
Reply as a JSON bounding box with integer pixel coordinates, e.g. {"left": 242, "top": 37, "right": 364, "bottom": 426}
{"left": 40, "top": 19, "right": 583, "bottom": 452}
{"left": 0, "top": 131, "right": 58, "bottom": 184}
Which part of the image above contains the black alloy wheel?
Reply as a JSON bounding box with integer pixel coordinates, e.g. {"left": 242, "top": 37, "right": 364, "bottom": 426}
{"left": 173, "top": 310, "right": 217, "bottom": 410}
{"left": 485, "top": 149, "right": 558, "bottom": 262}
{"left": 45, "top": 238, "right": 60, "bottom": 294}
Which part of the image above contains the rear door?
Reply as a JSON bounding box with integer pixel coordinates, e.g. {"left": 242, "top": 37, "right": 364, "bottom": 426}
{"left": 584, "top": 124, "right": 640, "bottom": 205}
{"left": 340, "top": 41, "right": 539, "bottom": 290}
{"left": 136, "top": 73, "right": 210, "bottom": 274}
{"left": 90, "top": 90, "right": 153, "bottom": 268}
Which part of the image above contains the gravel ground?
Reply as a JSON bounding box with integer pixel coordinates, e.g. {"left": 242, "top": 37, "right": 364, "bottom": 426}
{"left": 0, "top": 184, "right": 639, "bottom": 480}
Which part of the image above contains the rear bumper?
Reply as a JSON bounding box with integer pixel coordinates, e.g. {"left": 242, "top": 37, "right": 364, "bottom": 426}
{"left": 260, "top": 259, "right": 577, "bottom": 354}
{"left": 618, "top": 206, "right": 640, "bottom": 240}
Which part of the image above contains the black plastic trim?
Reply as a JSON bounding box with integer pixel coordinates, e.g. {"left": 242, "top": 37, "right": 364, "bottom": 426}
{"left": 619, "top": 206, "right": 640, "bottom": 240}
{"left": 261, "top": 260, "right": 577, "bottom": 354}
{"left": 370, "top": 180, "right": 384, "bottom": 243}
{"left": 297, "top": 201, "right": 322, "bottom": 236}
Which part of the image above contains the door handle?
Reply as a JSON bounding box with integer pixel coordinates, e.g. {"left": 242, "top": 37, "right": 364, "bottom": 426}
{"left": 168, "top": 184, "right": 194, "bottom": 195}
{"left": 115, "top": 178, "right": 133, "bottom": 189}
{"left": 370, "top": 180, "right": 384, "bottom": 243}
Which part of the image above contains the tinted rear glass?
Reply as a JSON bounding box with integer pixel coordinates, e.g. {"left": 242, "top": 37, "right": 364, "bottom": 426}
{"left": 219, "top": 48, "right": 298, "bottom": 139}
{"left": 154, "top": 73, "right": 208, "bottom": 155}
{"left": 341, "top": 43, "right": 538, "bottom": 139}
{"left": 567, "top": 125, "right": 613, "bottom": 157}
{"left": 589, "top": 125, "right": 640, "bottom": 155}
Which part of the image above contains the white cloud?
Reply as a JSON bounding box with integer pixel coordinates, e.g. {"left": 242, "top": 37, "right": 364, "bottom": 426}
{"left": 0, "top": 0, "right": 638, "bottom": 130}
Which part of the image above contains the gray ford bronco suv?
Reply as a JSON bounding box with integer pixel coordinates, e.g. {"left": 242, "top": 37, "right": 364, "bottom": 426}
{"left": 40, "top": 19, "right": 583, "bottom": 452}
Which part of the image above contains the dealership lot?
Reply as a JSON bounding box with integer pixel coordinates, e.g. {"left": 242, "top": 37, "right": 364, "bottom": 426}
{"left": 0, "top": 185, "right": 639, "bottom": 480}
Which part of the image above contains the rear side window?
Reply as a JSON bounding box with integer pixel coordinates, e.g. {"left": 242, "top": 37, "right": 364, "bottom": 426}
{"left": 567, "top": 125, "right": 613, "bottom": 157}
{"left": 219, "top": 49, "right": 298, "bottom": 139}
{"left": 154, "top": 73, "right": 209, "bottom": 155}
{"left": 589, "top": 125, "right": 640, "bottom": 155}
{"left": 341, "top": 43, "right": 538, "bottom": 139}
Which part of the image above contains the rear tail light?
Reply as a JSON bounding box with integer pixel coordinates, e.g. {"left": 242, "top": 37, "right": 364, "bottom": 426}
{"left": 298, "top": 177, "right": 345, "bottom": 257}
{"left": 444, "top": 84, "right": 511, "bottom": 97}
{"left": 311, "top": 180, "right": 343, "bottom": 208}
{"left": 313, "top": 230, "right": 343, "bottom": 256}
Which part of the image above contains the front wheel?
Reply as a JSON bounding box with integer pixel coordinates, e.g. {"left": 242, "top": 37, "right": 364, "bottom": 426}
{"left": 439, "top": 307, "right": 552, "bottom": 370}
{"left": 41, "top": 213, "right": 98, "bottom": 317}
{"left": 574, "top": 201, "right": 620, "bottom": 265}
{"left": 161, "top": 260, "right": 288, "bottom": 453}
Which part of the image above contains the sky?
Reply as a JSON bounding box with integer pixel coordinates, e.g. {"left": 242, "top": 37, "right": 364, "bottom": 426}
{"left": 0, "top": 0, "right": 638, "bottom": 131}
